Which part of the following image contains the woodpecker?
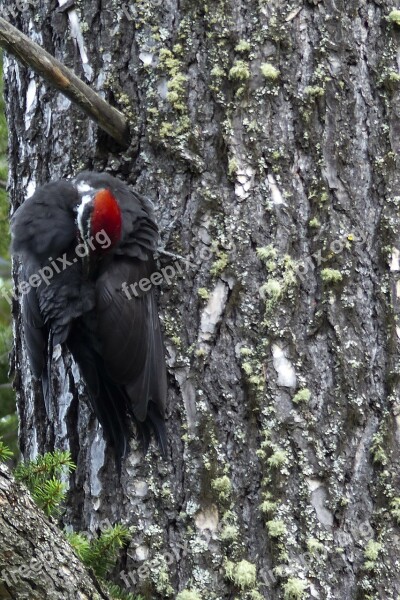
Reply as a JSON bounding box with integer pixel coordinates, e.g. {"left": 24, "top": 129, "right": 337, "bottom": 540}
{"left": 11, "top": 171, "right": 167, "bottom": 465}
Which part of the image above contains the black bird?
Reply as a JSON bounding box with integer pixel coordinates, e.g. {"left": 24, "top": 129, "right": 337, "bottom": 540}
{"left": 11, "top": 171, "right": 167, "bottom": 465}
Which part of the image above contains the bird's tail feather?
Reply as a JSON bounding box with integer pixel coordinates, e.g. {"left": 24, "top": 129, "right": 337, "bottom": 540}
{"left": 97, "top": 375, "right": 131, "bottom": 471}
{"left": 67, "top": 332, "right": 130, "bottom": 470}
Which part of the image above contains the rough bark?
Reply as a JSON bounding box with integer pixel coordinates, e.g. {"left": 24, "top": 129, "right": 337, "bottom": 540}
{"left": 0, "top": 463, "right": 110, "bottom": 600}
{"left": 2, "top": 0, "right": 400, "bottom": 599}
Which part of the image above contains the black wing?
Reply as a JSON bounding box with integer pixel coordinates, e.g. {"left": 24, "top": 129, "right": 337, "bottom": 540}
{"left": 67, "top": 256, "right": 167, "bottom": 462}
{"left": 11, "top": 181, "right": 82, "bottom": 412}
{"left": 96, "top": 256, "right": 167, "bottom": 455}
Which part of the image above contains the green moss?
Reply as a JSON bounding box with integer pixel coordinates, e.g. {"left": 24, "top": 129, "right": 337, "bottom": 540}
{"left": 173, "top": 43, "right": 183, "bottom": 55}
{"left": 249, "top": 592, "right": 264, "bottom": 600}
{"left": 260, "top": 279, "right": 282, "bottom": 300}
{"left": 306, "top": 538, "right": 324, "bottom": 555}
{"left": 241, "top": 353, "right": 264, "bottom": 390}
{"left": 292, "top": 388, "right": 311, "bottom": 404}
{"left": 309, "top": 217, "right": 320, "bottom": 228}
{"left": 387, "top": 71, "right": 400, "bottom": 83}
{"left": 321, "top": 268, "right": 343, "bottom": 283}
{"left": 212, "top": 475, "right": 232, "bottom": 501}
{"left": 388, "top": 9, "right": 400, "bottom": 25}
{"left": 267, "top": 448, "right": 287, "bottom": 468}
{"left": 319, "top": 191, "right": 328, "bottom": 204}
{"left": 225, "top": 559, "right": 257, "bottom": 590}
{"left": 166, "top": 72, "right": 187, "bottom": 111}
{"left": 176, "top": 591, "right": 201, "bottom": 600}
{"left": 304, "top": 85, "right": 325, "bottom": 97}
{"left": 240, "top": 347, "right": 253, "bottom": 357}
{"left": 159, "top": 48, "right": 180, "bottom": 73}
{"left": 260, "top": 63, "right": 280, "bottom": 81}
{"left": 229, "top": 60, "right": 251, "bottom": 81}
{"left": 259, "top": 497, "right": 277, "bottom": 515}
{"left": 363, "top": 539, "right": 382, "bottom": 571}
{"left": 211, "top": 65, "right": 225, "bottom": 77}
{"left": 257, "top": 249, "right": 299, "bottom": 325}
{"left": 235, "top": 40, "right": 251, "bottom": 52}
{"left": 266, "top": 519, "right": 287, "bottom": 538}
{"left": 248, "top": 375, "right": 263, "bottom": 386}
{"left": 171, "top": 336, "right": 182, "bottom": 348}
{"left": 364, "top": 540, "right": 381, "bottom": 561}
{"left": 283, "top": 578, "right": 308, "bottom": 599}
{"left": 242, "top": 362, "right": 253, "bottom": 376}
{"left": 256, "top": 245, "right": 278, "bottom": 263}
{"left": 156, "top": 45, "right": 191, "bottom": 144}
{"left": 197, "top": 288, "right": 209, "bottom": 300}
{"left": 390, "top": 497, "right": 400, "bottom": 524}
{"left": 370, "top": 432, "right": 388, "bottom": 465}
{"left": 154, "top": 566, "right": 174, "bottom": 595}
{"left": 228, "top": 157, "right": 238, "bottom": 177}
{"left": 210, "top": 252, "right": 228, "bottom": 276}
{"left": 159, "top": 122, "right": 175, "bottom": 138}
{"left": 220, "top": 524, "right": 239, "bottom": 541}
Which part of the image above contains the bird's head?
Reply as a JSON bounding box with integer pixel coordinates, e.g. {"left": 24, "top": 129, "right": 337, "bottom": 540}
{"left": 76, "top": 185, "right": 122, "bottom": 257}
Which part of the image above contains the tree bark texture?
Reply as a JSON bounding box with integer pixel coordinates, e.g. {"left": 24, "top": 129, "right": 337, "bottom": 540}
{"left": 0, "top": 464, "right": 109, "bottom": 600}
{"left": 2, "top": 0, "right": 400, "bottom": 599}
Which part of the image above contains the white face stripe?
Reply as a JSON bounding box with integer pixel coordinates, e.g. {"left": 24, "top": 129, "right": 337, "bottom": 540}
{"left": 76, "top": 180, "right": 96, "bottom": 242}
{"left": 76, "top": 181, "right": 92, "bottom": 193}
{"left": 76, "top": 193, "right": 93, "bottom": 240}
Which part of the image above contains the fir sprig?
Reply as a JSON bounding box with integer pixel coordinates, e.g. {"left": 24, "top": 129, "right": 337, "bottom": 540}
{"left": 67, "top": 524, "right": 131, "bottom": 580}
{"left": 65, "top": 531, "right": 92, "bottom": 563}
{"left": 32, "top": 476, "right": 67, "bottom": 516}
{"left": 106, "top": 581, "right": 143, "bottom": 600}
{"left": 14, "top": 450, "right": 76, "bottom": 516}
{"left": 0, "top": 437, "right": 13, "bottom": 461}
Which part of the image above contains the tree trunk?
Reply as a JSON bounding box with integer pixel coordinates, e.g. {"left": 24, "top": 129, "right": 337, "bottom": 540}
{"left": 0, "top": 463, "right": 110, "bottom": 600}
{"left": 2, "top": 0, "right": 400, "bottom": 598}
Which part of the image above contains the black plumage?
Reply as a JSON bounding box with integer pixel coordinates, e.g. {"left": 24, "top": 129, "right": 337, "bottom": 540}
{"left": 11, "top": 171, "right": 167, "bottom": 464}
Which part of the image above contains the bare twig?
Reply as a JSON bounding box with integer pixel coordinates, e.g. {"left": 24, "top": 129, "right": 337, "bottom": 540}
{"left": 0, "top": 17, "right": 130, "bottom": 148}
{"left": 0, "top": 180, "right": 6, "bottom": 190}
